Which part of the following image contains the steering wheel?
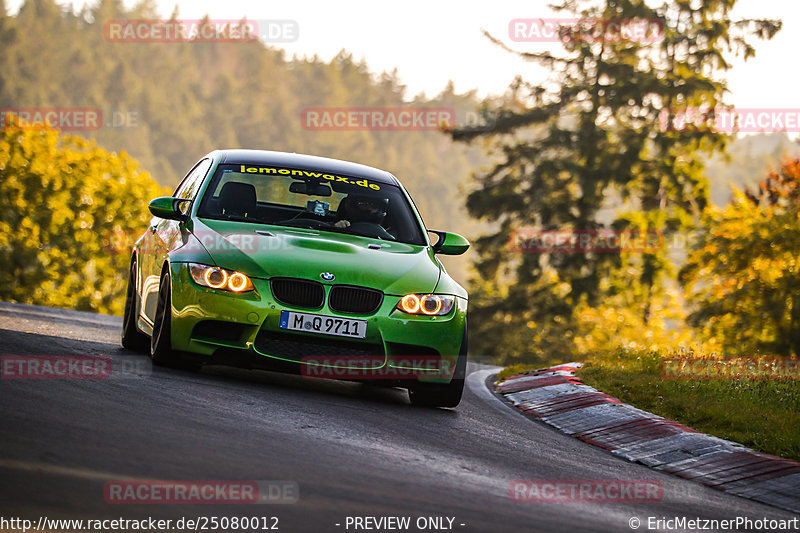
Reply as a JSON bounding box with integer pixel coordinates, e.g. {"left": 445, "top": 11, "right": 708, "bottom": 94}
{"left": 348, "top": 222, "right": 396, "bottom": 241}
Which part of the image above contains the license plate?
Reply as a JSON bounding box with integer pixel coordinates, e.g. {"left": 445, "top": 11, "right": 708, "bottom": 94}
{"left": 279, "top": 311, "right": 367, "bottom": 339}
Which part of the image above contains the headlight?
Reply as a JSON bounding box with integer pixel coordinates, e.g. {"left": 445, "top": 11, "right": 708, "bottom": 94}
{"left": 188, "top": 263, "right": 254, "bottom": 293}
{"left": 396, "top": 294, "right": 455, "bottom": 316}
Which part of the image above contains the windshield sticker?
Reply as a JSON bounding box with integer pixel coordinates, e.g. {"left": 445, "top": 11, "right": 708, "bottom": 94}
{"left": 238, "top": 165, "right": 381, "bottom": 190}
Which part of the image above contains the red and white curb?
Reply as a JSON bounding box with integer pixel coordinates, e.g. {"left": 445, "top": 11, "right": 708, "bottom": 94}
{"left": 494, "top": 363, "right": 800, "bottom": 514}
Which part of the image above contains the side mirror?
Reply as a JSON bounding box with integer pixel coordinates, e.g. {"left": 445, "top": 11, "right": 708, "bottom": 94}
{"left": 148, "top": 197, "right": 189, "bottom": 221}
{"left": 429, "top": 230, "right": 470, "bottom": 255}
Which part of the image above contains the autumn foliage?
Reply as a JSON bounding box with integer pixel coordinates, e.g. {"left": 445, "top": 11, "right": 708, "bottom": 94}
{"left": 681, "top": 159, "right": 800, "bottom": 357}
{"left": 0, "top": 126, "right": 167, "bottom": 315}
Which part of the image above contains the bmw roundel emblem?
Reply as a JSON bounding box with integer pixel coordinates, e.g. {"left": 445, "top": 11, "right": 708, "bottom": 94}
{"left": 320, "top": 272, "right": 335, "bottom": 281}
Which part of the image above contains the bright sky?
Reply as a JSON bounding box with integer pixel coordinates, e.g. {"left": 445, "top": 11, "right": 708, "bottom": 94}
{"left": 6, "top": 0, "right": 800, "bottom": 108}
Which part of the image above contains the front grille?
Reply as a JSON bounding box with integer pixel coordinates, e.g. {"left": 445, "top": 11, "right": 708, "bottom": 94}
{"left": 270, "top": 278, "right": 324, "bottom": 309}
{"left": 254, "top": 330, "right": 384, "bottom": 361}
{"left": 329, "top": 286, "right": 384, "bottom": 315}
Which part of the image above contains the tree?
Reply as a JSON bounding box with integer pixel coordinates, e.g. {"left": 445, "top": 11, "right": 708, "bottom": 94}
{"left": 0, "top": 125, "right": 167, "bottom": 315}
{"left": 451, "top": 0, "right": 779, "bottom": 363}
{"left": 681, "top": 159, "right": 800, "bottom": 357}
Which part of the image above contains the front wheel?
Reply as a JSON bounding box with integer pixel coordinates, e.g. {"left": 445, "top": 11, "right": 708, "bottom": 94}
{"left": 150, "top": 268, "right": 200, "bottom": 370}
{"left": 121, "top": 257, "right": 148, "bottom": 351}
{"left": 408, "top": 325, "right": 467, "bottom": 408}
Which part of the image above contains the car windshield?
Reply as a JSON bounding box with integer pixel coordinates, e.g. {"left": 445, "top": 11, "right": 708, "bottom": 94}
{"left": 196, "top": 163, "right": 427, "bottom": 245}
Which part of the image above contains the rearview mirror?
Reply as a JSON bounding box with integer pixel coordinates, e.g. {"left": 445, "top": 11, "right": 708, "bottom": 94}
{"left": 429, "top": 230, "right": 470, "bottom": 255}
{"left": 290, "top": 181, "right": 332, "bottom": 197}
{"left": 148, "top": 197, "right": 189, "bottom": 221}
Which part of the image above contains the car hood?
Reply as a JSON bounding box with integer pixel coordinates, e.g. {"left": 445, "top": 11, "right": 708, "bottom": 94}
{"left": 190, "top": 218, "right": 441, "bottom": 295}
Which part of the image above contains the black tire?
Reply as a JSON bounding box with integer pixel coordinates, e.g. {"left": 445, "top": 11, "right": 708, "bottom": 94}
{"left": 408, "top": 324, "right": 468, "bottom": 408}
{"left": 150, "top": 267, "right": 200, "bottom": 370}
{"left": 121, "top": 257, "right": 148, "bottom": 351}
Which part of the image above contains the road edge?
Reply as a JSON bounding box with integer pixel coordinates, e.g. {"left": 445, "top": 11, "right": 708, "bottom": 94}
{"left": 489, "top": 363, "right": 800, "bottom": 515}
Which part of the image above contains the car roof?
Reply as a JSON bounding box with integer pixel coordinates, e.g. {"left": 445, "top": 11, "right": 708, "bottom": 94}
{"left": 214, "top": 149, "right": 400, "bottom": 185}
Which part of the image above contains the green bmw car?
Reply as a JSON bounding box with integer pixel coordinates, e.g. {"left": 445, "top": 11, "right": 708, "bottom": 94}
{"left": 121, "top": 150, "right": 470, "bottom": 407}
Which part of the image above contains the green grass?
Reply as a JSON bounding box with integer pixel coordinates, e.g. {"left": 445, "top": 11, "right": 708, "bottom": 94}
{"left": 496, "top": 364, "right": 545, "bottom": 382}
{"left": 495, "top": 351, "right": 800, "bottom": 461}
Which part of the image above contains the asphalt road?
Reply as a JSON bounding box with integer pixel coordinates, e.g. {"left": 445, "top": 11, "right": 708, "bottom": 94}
{"left": 0, "top": 301, "right": 796, "bottom": 533}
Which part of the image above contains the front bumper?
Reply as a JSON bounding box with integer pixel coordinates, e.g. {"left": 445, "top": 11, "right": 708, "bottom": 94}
{"left": 168, "top": 262, "right": 467, "bottom": 382}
